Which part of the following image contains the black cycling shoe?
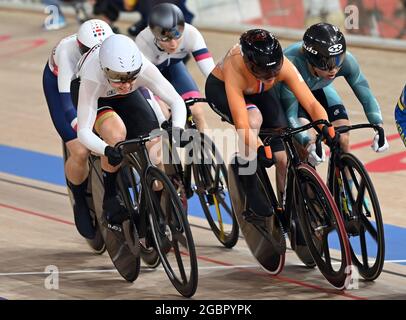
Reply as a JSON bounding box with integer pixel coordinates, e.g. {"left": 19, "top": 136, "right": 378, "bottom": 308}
{"left": 72, "top": 201, "right": 96, "bottom": 239}
{"left": 239, "top": 170, "right": 273, "bottom": 218}
{"left": 69, "top": 181, "right": 95, "bottom": 239}
{"left": 103, "top": 195, "right": 129, "bottom": 232}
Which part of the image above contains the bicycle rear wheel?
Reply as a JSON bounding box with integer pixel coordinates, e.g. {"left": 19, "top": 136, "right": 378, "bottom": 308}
{"left": 227, "top": 160, "right": 285, "bottom": 275}
{"left": 90, "top": 158, "right": 141, "bottom": 282}
{"left": 332, "top": 153, "right": 385, "bottom": 281}
{"left": 192, "top": 133, "right": 239, "bottom": 248}
{"left": 146, "top": 166, "right": 198, "bottom": 297}
{"left": 295, "top": 163, "right": 352, "bottom": 289}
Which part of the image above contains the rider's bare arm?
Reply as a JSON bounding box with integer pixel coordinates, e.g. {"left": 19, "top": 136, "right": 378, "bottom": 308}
{"left": 223, "top": 56, "right": 260, "bottom": 154}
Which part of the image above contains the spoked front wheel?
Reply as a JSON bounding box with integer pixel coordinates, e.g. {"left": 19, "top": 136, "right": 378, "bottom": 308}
{"left": 146, "top": 167, "right": 198, "bottom": 297}
{"left": 295, "top": 164, "right": 352, "bottom": 289}
{"left": 121, "top": 163, "right": 161, "bottom": 269}
{"left": 192, "top": 133, "right": 239, "bottom": 248}
{"left": 332, "top": 153, "right": 385, "bottom": 281}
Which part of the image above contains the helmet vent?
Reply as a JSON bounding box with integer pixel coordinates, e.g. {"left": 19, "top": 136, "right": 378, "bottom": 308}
{"left": 118, "top": 57, "right": 125, "bottom": 69}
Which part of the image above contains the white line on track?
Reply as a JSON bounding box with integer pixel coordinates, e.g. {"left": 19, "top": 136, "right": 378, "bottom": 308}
{"left": 0, "top": 264, "right": 259, "bottom": 277}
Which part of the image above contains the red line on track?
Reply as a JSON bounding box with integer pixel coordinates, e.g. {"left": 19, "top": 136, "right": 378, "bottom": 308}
{"left": 0, "top": 202, "right": 74, "bottom": 226}
{"left": 0, "top": 202, "right": 367, "bottom": 300}
{"left": 0, "top": 35, "right": 11, "bottom": 42}
{"left": 197, "top": 255, "right": 366, "bottom": 300}
{"left": 0, "top": 38, "right": 47, "bottom": 58}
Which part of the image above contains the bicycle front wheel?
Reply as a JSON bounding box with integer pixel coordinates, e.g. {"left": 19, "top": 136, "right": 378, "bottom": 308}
{"left": 332, "top": 153, "right": 385, "bottom": 281}
{"left": 295, "top": 164, "right": 352, "bottom": 289}
{"left": 192, "top": 133, "right": 239, "bottom": 248}
{"left": 146, "top": 167, "right": 198, "bottom": 298}
{"left": 121, "top": 162, "right": 161, "bottom": 269}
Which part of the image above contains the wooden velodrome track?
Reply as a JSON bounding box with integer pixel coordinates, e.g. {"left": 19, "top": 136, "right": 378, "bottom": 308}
{"left": 1, "top": 9, "right": 406, "bottom": 300}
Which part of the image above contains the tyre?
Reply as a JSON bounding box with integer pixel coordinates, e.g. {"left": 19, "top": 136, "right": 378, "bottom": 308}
{"left": 192, "top": 133, "right": 239, "bottom": 248}
{"left": 295, "top": 163, "right": 352, "bottom": 289}
{"left": 146, "top": 167, "right": 198, "bottom": 297}
{"left": 332, "top": 153, "right": 385, "bottom": 281}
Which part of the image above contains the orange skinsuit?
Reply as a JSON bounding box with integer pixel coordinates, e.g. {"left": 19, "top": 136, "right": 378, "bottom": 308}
{"left": 211, "top": 45, "right": 335, "bottom": 149}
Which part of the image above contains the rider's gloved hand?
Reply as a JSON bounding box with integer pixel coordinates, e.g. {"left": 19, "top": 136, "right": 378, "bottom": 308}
{"left": 321, "top": 124, "right": 337, "bottom": 147}
{"left": 307, "top": 143, "right": 325, "bottom": 167}
{"left": 371, "top": 131, "right": 389, "bottom": 153}
{"left": 257, "top": 145, "right": 274, "bottom": 168}
{"left": 160, "top": 120, "right": 171, "bottom": 131}
{"left": 104, "top": 146, "right": 123, "bottom": 166}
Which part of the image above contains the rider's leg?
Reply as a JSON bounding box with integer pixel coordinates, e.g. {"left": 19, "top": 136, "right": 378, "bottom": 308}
{"left": 65, "top": 139, "right": 93, "bottom": 235}
{"left": 156, "top": 98, "right": 171, "bottom": 121}
{"left": 206, "top": 75, "right": 273, "bottom": 217}
{"left": 95, "top": 110, "right": 128, "bottom": 225}
{"left": 65, "top": 138, "right": 90, "bottom": 184}
{"left": 253, "top": 87, "right": 289, "bottom": 203}
{"left": 163, "top": 61, "right": 208, "bottom": 130}
{"left": 321, "top": 84, "right": 350, "bottom": 152}
{"left": 96, "top": 111, "right": 126, "bottom": 197}
{"left": 332, "top": 118, "right": 350, "bottom": 152}
{"left": 189, "top": 102, "right": 208, "bottom": 130}
{"left": 147, "top": 138, "right": 164, "bottom": 192}
{"left": 43, "top": 63, "right": 94, "bottom": 238}
{"left": 273, "top": 150, "right": 288, "bottom": 203}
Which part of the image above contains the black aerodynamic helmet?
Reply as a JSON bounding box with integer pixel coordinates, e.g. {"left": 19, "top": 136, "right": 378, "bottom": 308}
{"left": 302, "top": 22, "right": 346, "bottom": 71}
{"left": 240, "top": 29, "right": 284, "bottom": 80}
{"left": 148, "top": 3, "right": 185, "bottom": 41}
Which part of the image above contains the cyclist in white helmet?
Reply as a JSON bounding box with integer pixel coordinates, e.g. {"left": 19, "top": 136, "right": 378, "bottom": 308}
{"left": 42, "top": 19, "right": 113, "bottom": 239}
{"left": 73, "top": 34, "right": 186, "bottom": 227}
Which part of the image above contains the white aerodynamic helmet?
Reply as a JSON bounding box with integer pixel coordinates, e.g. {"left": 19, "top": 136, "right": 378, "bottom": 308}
{"left": 77, "top": 19, "right": 113, "bottom": 55}
{"left": 99, "top": 34, "right": 143, "bottom": 83}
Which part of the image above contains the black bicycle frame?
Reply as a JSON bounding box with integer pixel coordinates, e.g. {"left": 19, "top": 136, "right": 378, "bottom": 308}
{"left": 319, "top": 123, "right": 384, "bottom": 194}
{"left": 115, "top": 131, "right": 164, "bottom": 239}
{"left": 259, "top": 119, "right": 331, "bottom": 227}
{"left": 167, "top": 97, "right": 224, "bottom": 196}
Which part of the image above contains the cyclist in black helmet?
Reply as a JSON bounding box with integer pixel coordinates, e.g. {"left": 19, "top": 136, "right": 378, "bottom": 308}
{"left": 135, "top": 2, "right": 215, "bottom": 131}
{"left": 205, "top": 28, "right": 335, "bottom": 220}
{"left": 128, "top": 0, "right": 194, "bottom": 37}
{"left": 278, "top": 22, "right": 388, "bottom": 167}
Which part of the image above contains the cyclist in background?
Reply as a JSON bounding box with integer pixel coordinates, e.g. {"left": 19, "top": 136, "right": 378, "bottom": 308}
{"left": 42, "top": 19, "right": 113, "bottom": 239}
{"left": 128, "top": 0, "right": 194, "bottom": 37}
{"left": 135, "top": 3, "right": 215, "bottom": 131}
{"left": 280, "top": 22, "right": 389, "bottom": 167}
